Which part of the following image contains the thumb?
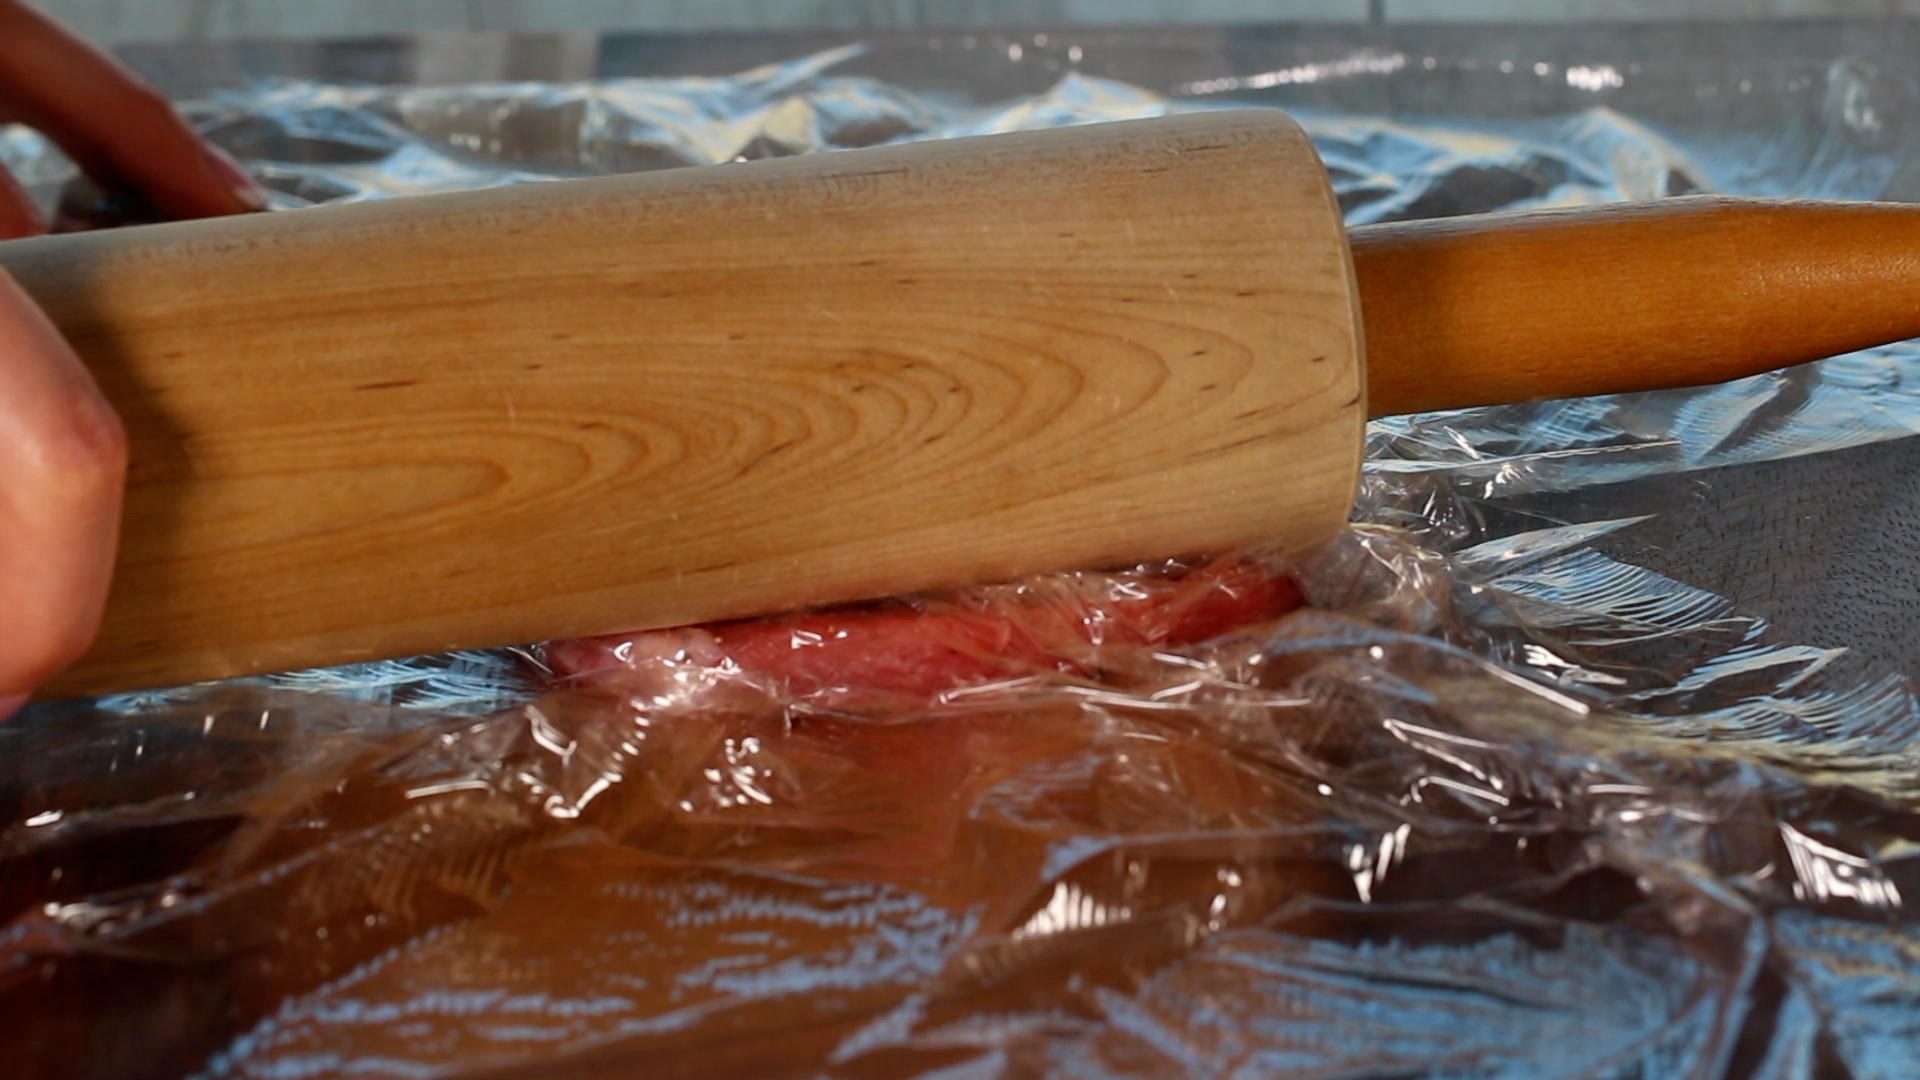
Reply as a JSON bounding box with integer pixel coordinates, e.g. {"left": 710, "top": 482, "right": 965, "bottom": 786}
{"left": 0, "top": 268, "right": 126, "bottom": 704}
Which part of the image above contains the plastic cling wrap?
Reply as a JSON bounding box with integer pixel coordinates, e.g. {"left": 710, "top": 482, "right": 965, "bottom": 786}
{"left": 7, "top": 37, "right": 1920, "bottom": 1080}
{"left": 7, "top": 527, "right": 1915, "bottom": 1080}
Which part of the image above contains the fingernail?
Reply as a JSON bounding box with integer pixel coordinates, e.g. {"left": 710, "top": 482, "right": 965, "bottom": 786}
{"left": 0, "top": 693, "right": 29, "bottom": 722}
{"left": 205, "top": 144, "right": 270, "bottom": 212}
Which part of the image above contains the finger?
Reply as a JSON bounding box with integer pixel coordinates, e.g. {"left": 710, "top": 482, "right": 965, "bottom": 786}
{"left": 0, "top": 2, "right": 267, "bottom": 221}
{"left": 0, "top": 268, "right": 126, "bottom": 701}
{"left": 0, "top": 163, "right": 44, "bottom": 238}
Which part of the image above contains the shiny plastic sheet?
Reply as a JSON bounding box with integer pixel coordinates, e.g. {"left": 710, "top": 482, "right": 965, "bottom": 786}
{"left": 9, "top": 529, "right": 1920, "bottom": 1079}
{"left": 6, "top": 42, "right": 1920, "bottom": 1080}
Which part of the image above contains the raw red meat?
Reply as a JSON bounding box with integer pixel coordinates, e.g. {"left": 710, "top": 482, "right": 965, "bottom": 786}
{"left": 2, "top": 552, "right": 1324, "bottom": 1079}
{"left": 545, "top": 553, "right": 1305, "bottom": 703}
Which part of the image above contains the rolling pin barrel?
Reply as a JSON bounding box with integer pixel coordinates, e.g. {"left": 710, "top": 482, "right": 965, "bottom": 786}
{"left": 5, "top": 110, "right": 1366, "bottom": 698}
{"left": 12, "top": 107, "right": 1920, "bottom": 698}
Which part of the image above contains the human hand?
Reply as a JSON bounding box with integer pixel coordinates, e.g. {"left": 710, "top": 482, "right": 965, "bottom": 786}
{"left": 0, "top": 0, "right": 268, "bottom": 239}
{"left": 0, "top": 4, "right": 269, "bottom": 717}
{"left": 0, "top": 269, "right": 125, "bottom": 719}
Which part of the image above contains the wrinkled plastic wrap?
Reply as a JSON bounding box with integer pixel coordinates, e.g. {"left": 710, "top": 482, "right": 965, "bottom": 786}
{"left": 6, "top": 38, "right": 1920, "bottom": 1080}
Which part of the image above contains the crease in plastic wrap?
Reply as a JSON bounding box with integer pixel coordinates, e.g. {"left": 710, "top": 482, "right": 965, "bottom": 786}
{"left": 6, "top": 44, "right": 1920, "bottom": 1080}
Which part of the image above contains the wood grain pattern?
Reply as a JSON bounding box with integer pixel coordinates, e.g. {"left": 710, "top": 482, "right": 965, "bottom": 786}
{"left": 2, "top": 110, "right": 1365, "bottom": 697}
{"left": 1352, "top": 196, "right": 1920, "bottom": 416}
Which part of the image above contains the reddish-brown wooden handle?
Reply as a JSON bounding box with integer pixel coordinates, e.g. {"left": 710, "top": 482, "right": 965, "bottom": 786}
{"left": 1353, "top": 196, "right": 1920, "bottom": 417}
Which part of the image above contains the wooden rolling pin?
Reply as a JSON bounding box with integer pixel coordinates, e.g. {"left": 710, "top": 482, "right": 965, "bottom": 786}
{"left": 8, "top": 109, "right": 1920, "bottom": 698}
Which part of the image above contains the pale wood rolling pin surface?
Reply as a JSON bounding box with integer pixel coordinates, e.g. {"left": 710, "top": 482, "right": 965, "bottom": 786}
{"left": 12, "top": 108, "right": 1920, "bottom": 699}
{"left": 10, "top": 110, "right": 1366, "bottom": 698}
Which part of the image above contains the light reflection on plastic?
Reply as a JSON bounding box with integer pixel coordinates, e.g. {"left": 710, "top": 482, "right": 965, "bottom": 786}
{"left": 1148, "top": 680, "right": 1207, "bottom": 701}
{"left": 563, "top": 774, "right": 616, "bottom": 817}
{"left": 723, "top": 736, "right": 775, "bottom": 806}
{"left": 404, "top": 778, "right": 493, "bottom": 800}
{"left": 1409, "top": 774, "right": 1511, "bottom": 808}
{"left": 1586, "top": 783, "right": 1654, "bottom": 796}
{"left": 1780, "top": 823, "right": 1903, "bottom": 910}
{"left": 1348, "top": 823, "right": 1411, "bottom": 903}
{"left": 1568, "top": 65, "right": 1626, "bottom": 92}
{"left": 1177, "top": 51, "right": 1408, "bottom": 96}
{"left": 525, "top": 706, "right": 576, "bottom": 761}
{"left": 1522, "top": 644, "right": 1632, "bottom": 688}
{"left": 44, "top": 900, "right": 130, "bottom": 933}
{"left": 1383, "top": 717, "right": 1501, "bottom": 785}
{"left": 1478, "top": 661, "right": 1593, "bottom": 716}
{"left": 1209, "top": 868, "right": 1239, "bottom": 927}
{"left": 1011, "top": 881, "right": 1130, "bottom": 940}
